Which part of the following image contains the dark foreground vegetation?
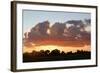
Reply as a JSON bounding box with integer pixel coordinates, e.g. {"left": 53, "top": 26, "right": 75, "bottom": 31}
{"left": 23, "top": 49, "right": 91, "bottom": 62}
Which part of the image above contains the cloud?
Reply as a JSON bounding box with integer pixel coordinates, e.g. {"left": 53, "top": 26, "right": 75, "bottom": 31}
{"left": 50, "top": 22, "right": 66, "bottom": 37}
{"left": 24, "top": 21, "right": 50, "bottom": 42}
{"left": 33, "top": 20, "right": 50, "bottom": 35}
{"left": 66, "top": 20, "right": 84, "bottom": 26}
{"left": 24, "top": 20, "right": 91, "bottom": 47}
{"left": 23, "top": 38, "right": 33, "bottom": 48}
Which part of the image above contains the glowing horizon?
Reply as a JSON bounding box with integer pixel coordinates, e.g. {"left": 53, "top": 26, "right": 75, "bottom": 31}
{"left": 23, "top": 45, "right": 90, "bottom": 53}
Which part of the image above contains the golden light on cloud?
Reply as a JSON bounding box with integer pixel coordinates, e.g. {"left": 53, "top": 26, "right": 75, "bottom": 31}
{"left": 85, "top": 26, "right": 91, "bottom": 32}
{"left": 47, "top": 29, "right": 51, "bottom": 34}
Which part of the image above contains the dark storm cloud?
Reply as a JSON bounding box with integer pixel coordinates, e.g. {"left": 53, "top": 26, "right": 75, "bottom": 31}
{"left": 33, "top": 20, "right": 50, "bottom": 35}
{"left": 66, "top": 20, "right": 84, "bottom": 26}
{"left": 25, "top": 21, "right": 50, "bottom": 42}
{"left": 50, "top": 22, "right": 66, "bottom": 37}
{"left": 24, "top": 19, "right": 91, "bottom": 47}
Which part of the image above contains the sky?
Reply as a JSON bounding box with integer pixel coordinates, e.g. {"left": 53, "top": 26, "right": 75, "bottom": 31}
{"left": 22, "top": 10, "right": 91, "bottom": 53}
{"left": 23, "top": 10, "right": 91, "bottom": 33}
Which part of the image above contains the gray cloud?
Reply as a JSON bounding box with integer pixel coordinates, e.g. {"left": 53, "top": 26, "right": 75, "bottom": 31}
{"left": 50, "top": 22, "right": 66, "bottom": 37}
{"left": 24, "top": 19, "right": 91, "bottom": 47}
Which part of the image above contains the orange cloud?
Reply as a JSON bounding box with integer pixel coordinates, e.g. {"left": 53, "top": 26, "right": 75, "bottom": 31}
{"left": 23, "top": 20, "right": 91, "bottom": 48}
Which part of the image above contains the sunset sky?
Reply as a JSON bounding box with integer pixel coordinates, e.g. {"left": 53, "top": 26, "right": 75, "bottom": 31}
{"left": 23, "top": 10, "right": 91, "bottom": 53}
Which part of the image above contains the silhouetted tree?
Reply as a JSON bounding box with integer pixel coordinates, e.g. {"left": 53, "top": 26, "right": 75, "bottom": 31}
{"left": 67, "top": 51, "right": 72, "bottom": 55}
{"left": 61, "top": 51, "right": 66, "bottom": 56}
{"left": 23, "top": 49, "right": 91, "bottom": 62}
{"left": 50, "top": 49, "right": 60, "bottom": 56}
{"left": 44, "top": 50, "right": 50, "bottom": 56}
{"left": 40, "top": 50, "right": 45, "bottom": 56}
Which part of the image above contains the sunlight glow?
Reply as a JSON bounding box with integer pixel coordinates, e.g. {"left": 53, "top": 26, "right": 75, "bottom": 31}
{"left": 47, "top": 29, "right": 51, "bottom": 34}
{"left": 23, "top": 45, "right": 90, "bottom": 53}
{"left": 85, "top": 26, "right": 91, "bottom": 32}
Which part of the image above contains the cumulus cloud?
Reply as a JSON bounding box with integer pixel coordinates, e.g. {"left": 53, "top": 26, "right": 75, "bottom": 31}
{"left": 50, "top": 22, "right": 66, "bottom": 37}
{"left": 24, "top": 19, "right": 91, "bottom": 47}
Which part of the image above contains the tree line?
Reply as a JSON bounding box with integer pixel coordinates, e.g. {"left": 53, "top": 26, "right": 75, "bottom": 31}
{"left": 23, "top": 49, "right": 91, "bottom": 62}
